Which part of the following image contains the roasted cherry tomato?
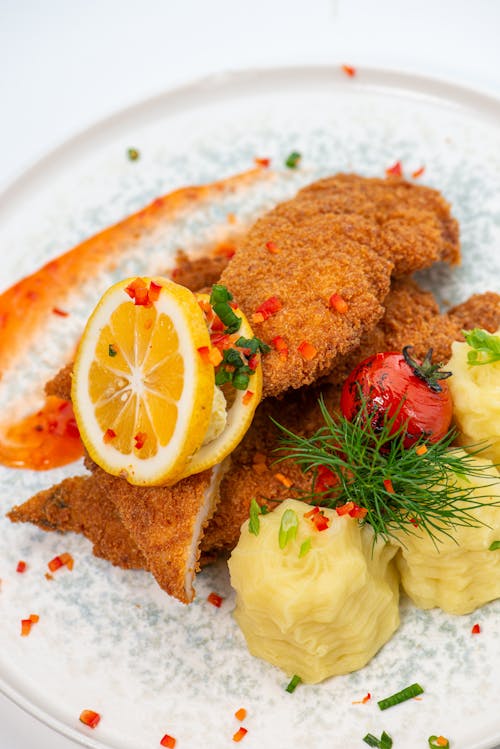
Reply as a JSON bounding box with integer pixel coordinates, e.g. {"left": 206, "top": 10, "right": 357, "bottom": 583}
{"left": 340, "top": 347, "right": 453, "bottom": 448}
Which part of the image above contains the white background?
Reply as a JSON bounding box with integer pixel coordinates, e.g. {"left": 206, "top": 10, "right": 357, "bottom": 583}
{"left": 1, "top": 1, "right": 499, "bottom": 747}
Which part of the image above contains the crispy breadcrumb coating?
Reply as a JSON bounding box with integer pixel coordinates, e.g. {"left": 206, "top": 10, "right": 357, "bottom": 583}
{"left": 221, "top": 174, "right": 459, "bottom": 397}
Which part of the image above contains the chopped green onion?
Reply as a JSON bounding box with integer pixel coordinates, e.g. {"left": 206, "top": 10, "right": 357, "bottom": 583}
{"left": 249, "top": 499, "right": 262, "bottom": 536}
{"left": 378, "top": 682, "right": 424, "bottom": 711}
{"left": 489, "top": 540, "right": 500, "bottom": 551}
{"left": 235, "top": 336, "right": 271, "bottom": 355}
{"left": 285, "top": 674, "right": 301, "bottom": 693}
{"left": 428, "top": 736, "right": 449, "bottom": 749}
{"left": 232, "top": 371, "right": 250, "bottom": 390}
{"left": 363, "top": 731, "right": 393, "bottom": 748}
{"left": 298, "top": 538, "right": 312, "bottom": 558}
{"left": 210, "top": 284, "right": 233, "bottom": 305}
{"left": 279, "top": 509, "right": 299, "bottom": 549}
{"left": 463, "top": 328, "right": 500, "bottom": 366}
{"left": 223, "top": 349, "right": 244, "bottom": 368}
{"left": 285, "top": 151, "right": 302, "bottom": 169}
{"left": 108, "top": 344, "right": 117, "bottom": 357}
{"left": 215, "top": 369, "right": 232, "bottom": 387}
{"left": 127, "top": 147, "right": 140, "bottom": 161}
{"left": 212, "top": 302, "right": 241, "bottom": 334}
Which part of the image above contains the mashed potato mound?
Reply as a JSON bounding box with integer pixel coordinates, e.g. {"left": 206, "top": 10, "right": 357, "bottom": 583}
{"left": 394, "top": 456, "right": 500, "bottom": 615}
{"left": 448, "top": 333, "right": 500, "bottom": 463}
{"left": 228, "top": 499, "right": 399, "bottom": 683}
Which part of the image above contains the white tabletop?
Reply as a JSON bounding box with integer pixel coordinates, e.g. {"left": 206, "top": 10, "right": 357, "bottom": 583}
{"left": 1, "top": 1, "right": 499, "bottom": 747}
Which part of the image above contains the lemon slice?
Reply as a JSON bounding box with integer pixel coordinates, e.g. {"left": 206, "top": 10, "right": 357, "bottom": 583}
{"left": 72, "top": 277, "right": 214, "bottom": 486}
{"left": 177, "top": 294, "right": 263, "bottom": 480}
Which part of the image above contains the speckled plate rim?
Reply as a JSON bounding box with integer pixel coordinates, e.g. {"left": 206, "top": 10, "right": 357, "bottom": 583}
{"left": 1, "top": 64, "right": 500, "bottom": 749}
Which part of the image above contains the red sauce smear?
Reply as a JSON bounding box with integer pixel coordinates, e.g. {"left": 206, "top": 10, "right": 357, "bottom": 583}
{"left": 0, "top": 396, "right": 83, "bottom": 470}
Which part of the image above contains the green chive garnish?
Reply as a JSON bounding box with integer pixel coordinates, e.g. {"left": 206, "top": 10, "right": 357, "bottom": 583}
{"left": 215, "top": 369, "right": 232, "bottom": 387}
{"left": 489, "top": 540, "right": 500, "bottom": 551}
{"left": 108, "top": 344, "right": 117, "bottom": 357}
{"left": 249, "top": 499, "right": 262, "bottom": 536}
{"left": 235, "top": 336, "right": 271, "bottom": 355}
{"left": 298, "top": 538, "right": 312, "bottom": 558}
{"left": 212, "top": 302, "right": 241, "bottom": 334}
{"left": 463, "top": 328, "right": 500, "bottom": 366}
{"left": 285, "top": 151, "right": 302, "bottom": 169}
{"left": 363, "top": 731, "right": 393, "bottom": 748}
{"left": 377, "top": 682, "right": 424, "bottom": 711}
{"left": 285, "top": 674, "right": 301, "bottom": 693}
{"left": 232, "top": 371, "right": 250, "bottom": 390}
{"left": 279, "top": 509, "right": 299, "bottom": 549}
{"left": 210, "top": 284, "right": 233, "bottom": 305}
{"left": 127, "top": 147, "right": 140, "bottom": 161}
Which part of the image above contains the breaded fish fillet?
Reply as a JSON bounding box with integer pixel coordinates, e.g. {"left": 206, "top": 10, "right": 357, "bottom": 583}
{"left": 11, "top": 284, "right": 500, "bottom": 593}
{"left": 221, "top": 174, "right": 459, "bottom": 397}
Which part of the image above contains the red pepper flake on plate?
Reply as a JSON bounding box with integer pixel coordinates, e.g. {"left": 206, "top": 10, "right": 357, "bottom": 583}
{"left": 265, "top": 240, "right": 280, "bottom": 254}
{"left": 471, "top": 623, "right": 481, "bottom": 634}
{"left": 52, "top": 307, "right": 69, "bottom": 317}
{"left": 125, "top": 278, "right": 161, "bottom": 307}
{"left": 233, "top": 727, "right": 248, "bottom": 742}
{"left": 207, "top": 592, "right": 224, "bottom": 608}
{"left": 385, "top": 160, "right": 403, "bottom": 178}
{"left": 234, "top": 708, "right": 247, "bottom": 721}
{"left": 79, "top": 709, "right": 101, "bottom": 729}
{"left": 271, "top": 335, "right": 289, "bottom": 360}
{"left": 352, "top": 692, "right": 371, "bottom": 704}
{"left": 242, "top": 390, "right": 254, "bottom": 406}
{"left": 16, "top": 560, "right": 27, "bottom": 573}
{"left": 160, "top": 735, "right": 176, "bottom": 748}
{"left": 341, "top": 64, "right": 356, "bottom": 77}
{"left": 254, "top": 157, "right": 270, "bottom": 168}
{"left": 48, "top": 552, "right": 74, "bottom": 573}
{"left": 134, "top": 432, "right": 147, "bottom": 450}
{"left": 412, "top": 166, "right": 425, "bottom": 179}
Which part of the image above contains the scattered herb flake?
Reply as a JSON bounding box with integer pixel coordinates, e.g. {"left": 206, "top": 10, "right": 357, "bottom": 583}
{"left": 108, "top": 344, "right": 117, "bottom": 357}
{"left": 285, "top": 674, "right": 302, "bottom": 693}
{"left": 249, "top": 498, "right": 262, "bottom": 536}
{"left": 428, "top": 736, "right": 450, "bottom": 749}
{"left": 378, "top": 682, "right": 424, "bottom": 710}
{"left": 127, "top": 147, "right": 140, "bottom": 161}
{"left": 298, "top": 538, "right": 312, "bottom": 558}
{"left": 363, "top": 731, "right": 393, "bottom": 748}
{"left": 279, "top": 509, "right": 299, "bottom": 549}
{"left": 285, "top": 151, "right": 302, "bottom": 169}
{"left": 489, "top": 540, "right": 500, "bottom": 551}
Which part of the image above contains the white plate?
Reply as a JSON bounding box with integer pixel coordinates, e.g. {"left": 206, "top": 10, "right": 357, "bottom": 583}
{"left": 1, "top": 66, "right": 500, "bottom": 749}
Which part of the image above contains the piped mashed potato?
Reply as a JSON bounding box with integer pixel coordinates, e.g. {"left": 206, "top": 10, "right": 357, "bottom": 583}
{"left": 228, "top": 499, "right": 399, "bottom": 683}
{"left": 393, "top": 455, "right": 500, "bottom": 615}
{"left": 448, "top": 332, "right": 500, "bottom": 463}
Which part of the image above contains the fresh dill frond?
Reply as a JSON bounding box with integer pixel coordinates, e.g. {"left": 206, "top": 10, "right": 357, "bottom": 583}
{"left": 272, "top": 395, "right": 500, "bottom": 546}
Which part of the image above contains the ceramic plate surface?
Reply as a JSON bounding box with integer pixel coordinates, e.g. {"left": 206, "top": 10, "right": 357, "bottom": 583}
{"left": 1, "top": 67, "right": 500, "bottom": 749}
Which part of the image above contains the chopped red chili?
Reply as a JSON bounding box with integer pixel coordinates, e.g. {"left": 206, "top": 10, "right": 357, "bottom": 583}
{"left": 471, "top": 623, "right": 481, "bottom": 634}
{"left": 305, "top": 505, "right": 330, "bottom": 531}
{"left": 48, "top": 552, "right": 74, "bottom": 572}
{"left": 52, "top": 307, "right": 69, "bottom": 317}
{"left": 233, "top": 727, "right": 248, "bottom": 742}
{"left": 254, "top": 157, "right": 270, "bottom": 168}
{"left": 316, "top": 465, "right": 338, "bottom": 492}
{"left": 274, "top": 472, "right": 293, "bottom": 488}
{"left": 385, "top": 161, "right": 403, "bottom": 177}
{"left": 207, "top": 592, "right": 224, "bottom": 608}
{"left": 415, "top": 444, "right": 428, "bottom": 456}
{"left": 265, "top": 241, "right": 280, "bottom": 254}
{"left": 29, "top": 613, "right": 39, "bottom": 623}
{"left": 160, "top": 735, "right": 176, "bottom": 748}
{"left": 103, "top": 428, "right": 117, "bottom": 443}
{"left": 234, "top": 708, "right": 247, "bottom": 721}
{"left": 125, "top": 278, "right": 161, "bottom": 307}
{"left": 342, "top": 64, "right": 356, "bottom": 77}
{"left": 134, "top": 432, "right": 148, "bottom": 450}
{"left": 412, "top": 166, "right": 425, "bottom": 179}
{"left": 242, "top": 390, "right": 254, "bottom": 406}
{"left": 252, "top": 296, "right": 282, "bottom": 322}
{"left": 214, "top": 243, "right": 236, "bottom": 259}
{"left": 271, "top": 335, "right": 289, "bottom": 360}
{"left": 16, "top": 560, "right": 27, "bottom": 573}
{"left": 79, "top": 710, "right": 101, "bottom": 729}
{"left": 328, "top": 293, "right": 348, "bottom": 313}
{"left": 298, "top": 341, "right": 317, "bottom": 360}
{"left": 383, "top": 478, "right": 395, "bottom": 493}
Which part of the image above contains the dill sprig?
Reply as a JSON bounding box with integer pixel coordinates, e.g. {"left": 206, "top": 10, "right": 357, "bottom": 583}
{"left": 272, "top": 396, "right": 500, "bottom": 546}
